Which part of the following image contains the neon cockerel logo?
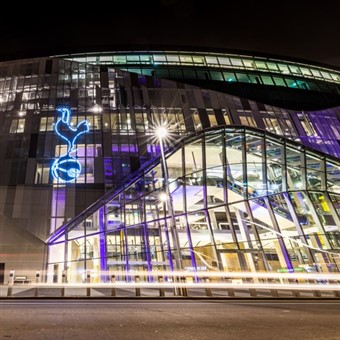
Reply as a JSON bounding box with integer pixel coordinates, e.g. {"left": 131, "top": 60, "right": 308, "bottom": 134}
{"left": 51, "top": 108, "right": 90, "bottom": 182}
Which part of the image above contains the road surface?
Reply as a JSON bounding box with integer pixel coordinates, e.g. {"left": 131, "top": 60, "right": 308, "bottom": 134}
{"left": 1, "top": 299, "right": 339, "bottom": 339}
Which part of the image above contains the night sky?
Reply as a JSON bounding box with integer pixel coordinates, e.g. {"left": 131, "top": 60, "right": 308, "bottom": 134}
{"left": 1, "top": 1, "right": 340, "bottom": 68}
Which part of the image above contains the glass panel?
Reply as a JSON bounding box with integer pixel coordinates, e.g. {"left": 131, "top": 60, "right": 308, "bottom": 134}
{"left": 266, "top": 62, "right": 279, "bottom": 71}
{"left": 84, "top": 234, "right": 101, "bottom": 282}
{"left": 309, "top": 192, "right": 337, "bottom": 231}
{"left": 126, "top": 55, "right": 140, "bottom": 62}
{"left": 321, "top": 71, "right": 332, "bottom": 80}
{"left": 230, "top": 58, "right": 243, "bottom": 67}
{"left": 205, "top": 56, "right": 218, "bottom": 64}
{"left": 192, "top": 56, "right": 204, "bottom": 64}
{"left": 205, "top": 133, "right": 224, "bottom": 207}
{"left": 242, "top": 59, "right": 254, "bottom": 68}
{"left": 273, "top": 77, "right": 286, "bottom": 86}
{"left": 107, "top": 230, "right": 127, "bottom": 273}
{"left": 166, "top": 55, "right": 180, "bottom": 63}
{"left": 225, "top": 131, "right": 245, "bottom": 201}
{"left": 217, "top": 57, "right": 231, "bottom": 65}
{"left": 248, "top": 74, "right": 262, "bottom": 84}
{"left": 311, "top": 69, "right": 322, "bottom": 77}
{"left": 326, "top": 161, "right": 340, "bottom": 194}
{"left": 230, "top": 201, "right": 258, "bottom": 249}
{"left": 153, "top": 55, "right": 166, "bottom": 62}
{"left": 329, "top": 194, "right": 340, "bottom": 218}
{"left": 288, "top": 192, "right": 321, "bottom": 235}
{"left": 306, "top": 153, "right": 325, "bottom": 190}
{"left": 139, "top": 55, "right": 152, "bottom": 62}
{"left": 261, "top": 76, "right": 274, "bottom": 85}
{"left": 47, "top": 243, "right": 65, "bottom": 283}
{"left": 266, "top": 138, "right": 285, "bottom": 193}
{"left": 246, "top": 134, "right": 265, "bottom": 197}
{"left": 210, "top": 71, "right": 224, "bottom": 81}
{"left": 223, "top": 72, "right": 236, "bottom": 82}
{"left": 277, "top": 64, "right": 290, "bottom": 74}
{"left": 187, "top": 211, "right": 208, "bottom": 230}
{"left": 185, "top": 138, "right": 204, "bottom": 211}
{"left": 185, "top": 170, "right": 204, "bottom": 211}
{"left": 248, "top": 197, "right": 293, "bottom": 271}
{"left": 299, "top": 67, "right": 312, "bottom": 76}
{"left": 255, "top": 61, "right": 267, "bottom": 69}
{"left": 286, "top": 146, "right": 305, "bottom": 190}
{"left": 185, "top": 138, "right": 203, "bottom": 176}
{"left": 113, "top": 56, "right": 126, "bottom": 63}
{"left": 235, "top": 73, "right": 250, "bottom": 83}
{"left": 179, "top": 55, "right": 193, "bottom": 64}
{"left": 285, "top": 78, "right": 298, "bottom": 88}
{"left": 167, "top": 147, "right": 183, "bottom": 181}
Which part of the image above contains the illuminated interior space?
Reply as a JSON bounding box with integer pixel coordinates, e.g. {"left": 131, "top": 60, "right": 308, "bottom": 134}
{"left": 47, "top": 126, "right": 340, "bottom": 283}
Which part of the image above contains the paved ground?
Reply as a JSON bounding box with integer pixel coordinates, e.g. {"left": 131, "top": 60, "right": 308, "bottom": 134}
{"left": 0, "top": 299, "right": 339, "bottom": 339}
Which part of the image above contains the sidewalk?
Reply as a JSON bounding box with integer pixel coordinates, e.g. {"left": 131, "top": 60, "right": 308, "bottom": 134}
{"left": 1, "top": 284, "right": 336, "bottom": 299}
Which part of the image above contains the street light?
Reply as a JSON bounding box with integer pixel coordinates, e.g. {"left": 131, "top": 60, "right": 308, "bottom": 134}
{"left": 155, "top": 126, "right": 182, "bottom": 271}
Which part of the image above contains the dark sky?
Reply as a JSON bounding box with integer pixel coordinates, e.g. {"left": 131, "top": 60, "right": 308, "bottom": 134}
{"left": 2, "top": 1, "right": 340, "bottom": 68}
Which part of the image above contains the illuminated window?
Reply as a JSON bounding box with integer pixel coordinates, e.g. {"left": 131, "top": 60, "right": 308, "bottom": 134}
{"left": 210, "top": 71, "right": 224, "bottom": 81}
{"left": 242, "top": 59, "right": 254, "bottom": 68}
{"left": 35, "top": 163, "right": 50, "bottom": 184}
{"left": 223, "top": 72, "right": 236, "bottom": 82}
{"left": 153, "top": 55, "right": 166, "bottom": 63}
{"left": 273, "top": 77, "right": 286, "bottom": 87}
{"left": 192, "top": 110, "right": 201, "bottom": 130}
{"left": 206, "top": 56, "right": 218, "bottom": 65}
{"left": 235, "top": 73, "right": 250, "bottom": 83}
{"left": 99, "top": 56, "right": 113, "bottom": 63}
{"left": 266, "top": 62, "right": 279, "bottom": 71}
{"left": 222, "top": 109, "right": 231, "bottom": 125}
{"left": 239, "top": 111, "right": 256, "bottom": 127}
{"left": 166, "top": 55, "right": 180, "bottom": 63}
{"left": 39, "top": 117, "right": 55, "bottom": 131}
{"left": 207, "top": 110, "right": 218, "bottom": 127}
{"left": 127, "top": 55, "right": 140, "bottom": 62}
{"left": 311, "top": 69, "right": 322, "bottom": 77}
{"left": 261, "top": 76, "right": 274, "bottom": 85}
{"left": 217, "top": 57, "right": 230, "bottom": 66}
{"left": 139, "top": 55, "right": 152, "bottom": 63}
{"left": 113, "top": 56, "right": 126, "bottom": 64}
{"left": 179, "top": 55, "right": 193, "bottom": 64}
{"left": 277, "top": 64, "right": 289, "bottom": 74}
{"left": 255, "top": 61, "right": 267, "bottom": 69}
{"left": 321, "top": 71, "right": 332, "bottom": 80}
{"left": 10, "top": 118, "right": 25, "bottom": 133}
{"left": 230, "top": 58, "right": 243, "bottom": 67}
{"left": 192, "top": 56, "right": 204, "bottom": 64}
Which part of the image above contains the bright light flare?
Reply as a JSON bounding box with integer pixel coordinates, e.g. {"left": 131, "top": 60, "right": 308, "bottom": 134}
{"left": 92, "top": 104, "right": 103, "bottom": 113}
{"left": 159, "top": 192, "right": 168, "bottom": 202}
{"left": 155, "top": 126, "right": 168, "bottom": 139}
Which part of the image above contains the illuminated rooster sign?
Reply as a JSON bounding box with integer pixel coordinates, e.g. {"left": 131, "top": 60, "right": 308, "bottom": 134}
{"left": 51, "top": 108, "right": 90, "bottom": 182}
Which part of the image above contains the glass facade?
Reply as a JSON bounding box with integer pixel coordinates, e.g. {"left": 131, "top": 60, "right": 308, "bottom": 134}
{"left": 47, "top": 127, "right": 340, "bottom": 283}
{"left": 59, "top": 51, "right": 340, "bottom": 111}
{"left": 62, "top": 51, "right": 340, "bottom": 86}
{"left": 0, "top": 50, "right": 339, "bottom": 283}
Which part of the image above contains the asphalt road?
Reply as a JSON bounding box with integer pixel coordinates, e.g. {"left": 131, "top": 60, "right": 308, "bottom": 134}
{"left": 1, "top": 299, "right": 339, "bottom": 339}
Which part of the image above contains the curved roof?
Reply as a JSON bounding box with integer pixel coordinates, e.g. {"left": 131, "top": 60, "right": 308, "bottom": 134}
{"left": 58, "top": 50, "right": 340, "bottom": 86}
{"left": 47, "top": 124, "right": 340, "bottom": 244}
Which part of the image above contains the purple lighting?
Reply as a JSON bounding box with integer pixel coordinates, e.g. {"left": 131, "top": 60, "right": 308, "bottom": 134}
{"left": 99, "top": 207, "right": 108, "bottom": 282}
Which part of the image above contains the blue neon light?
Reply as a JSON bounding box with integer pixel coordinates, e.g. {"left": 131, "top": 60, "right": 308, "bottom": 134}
{"left": 51, "top": 108, "right": 90, "bottom": 183}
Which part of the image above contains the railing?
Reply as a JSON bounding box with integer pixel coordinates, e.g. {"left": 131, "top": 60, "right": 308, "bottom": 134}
{"left": 3, "top": 271, "right": 340, "bottom": 299}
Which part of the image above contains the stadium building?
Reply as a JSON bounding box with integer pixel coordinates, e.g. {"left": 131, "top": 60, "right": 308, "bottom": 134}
{"left": 0, "top": 49, "right": 340, "bottom": 283}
